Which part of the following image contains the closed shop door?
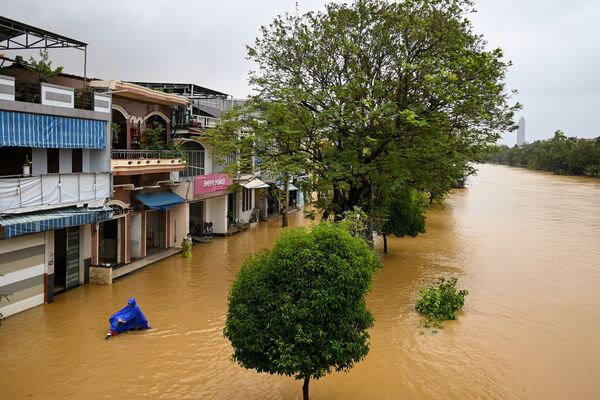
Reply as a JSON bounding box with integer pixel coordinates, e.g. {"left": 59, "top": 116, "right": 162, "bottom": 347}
{"left": 65, "top": 227, "right": 80, "bottom": 289}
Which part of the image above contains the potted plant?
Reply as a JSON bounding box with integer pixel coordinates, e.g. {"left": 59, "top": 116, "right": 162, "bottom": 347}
{"left": 23, "top": 155, "right": 32, "bottom": 176}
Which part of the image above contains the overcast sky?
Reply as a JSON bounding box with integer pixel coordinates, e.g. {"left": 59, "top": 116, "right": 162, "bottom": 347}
{"left": 1, "top": 0, "right": 599, "bottom": 144}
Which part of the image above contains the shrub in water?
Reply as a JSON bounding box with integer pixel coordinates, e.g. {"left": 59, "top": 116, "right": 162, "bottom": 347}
{"left": 415, "top": 277, "right": 468, "bottom": 320}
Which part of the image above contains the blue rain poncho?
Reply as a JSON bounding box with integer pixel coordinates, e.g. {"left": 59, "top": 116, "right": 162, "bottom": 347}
{"left": 108, "top": 298, "right": 150, "bottom": 335}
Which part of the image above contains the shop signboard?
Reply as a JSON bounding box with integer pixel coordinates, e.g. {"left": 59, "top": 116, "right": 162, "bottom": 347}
{"left": 194, "top": 173, "right": 233, "bottom": 195}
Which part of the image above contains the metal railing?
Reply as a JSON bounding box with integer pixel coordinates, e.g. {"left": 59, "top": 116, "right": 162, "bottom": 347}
{"left": 111, "top": 149, "right": 183, "bottom": 160}
{"left": 11, "top": 79, "right": 95, "bottom": 110}
{"left": 180, "top": 150, "right": 205, "bottom": 178}
{"left": 0, "top": 172, "right": 111, "bottom": 214}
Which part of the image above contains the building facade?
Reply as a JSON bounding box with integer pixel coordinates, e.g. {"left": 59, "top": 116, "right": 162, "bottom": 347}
{"left": 0, "top": 74, "right": 112, "bottom": 317}
{"left": 87, "top": 80, "right": 190, "bottom": 283}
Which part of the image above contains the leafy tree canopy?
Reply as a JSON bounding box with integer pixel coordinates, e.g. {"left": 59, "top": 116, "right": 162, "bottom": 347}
{"left": 249, "top": 0, "right": 517, "bottom": 211}
{"left": 224, "top": 223, "right": 381, "bottom": 399}
{"left": 27, "top": 49, "right": 64, "bottom": 83}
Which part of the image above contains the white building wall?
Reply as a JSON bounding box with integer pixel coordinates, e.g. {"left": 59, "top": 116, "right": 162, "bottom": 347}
{"left": 32, "top": 148, "right": 47, "bottom": 175}
{"left": 206, "top": 195, "right": 228, "bottom": 234}
{"left": 130, "top": 213, "right": 142, "bottom": 259}
{"left": 169, "top": 203, "right": 188, "bottom": 248}
{"left": 238, "top": 189, "right": 255, "bottom": 223}
{"left": 82, "top": 150, "right": 91, "bottom": 173}
{"left": 59, "top": 149, "right": 72, "bottom": 173}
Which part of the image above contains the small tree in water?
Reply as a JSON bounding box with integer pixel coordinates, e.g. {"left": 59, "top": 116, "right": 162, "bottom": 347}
{"left": 224, "top": 224, "right": 381, "bottom": 400}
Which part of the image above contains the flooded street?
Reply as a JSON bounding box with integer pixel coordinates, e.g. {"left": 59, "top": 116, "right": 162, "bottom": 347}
{"left": 1, "top": 164, "right": 600, "bottom": 399}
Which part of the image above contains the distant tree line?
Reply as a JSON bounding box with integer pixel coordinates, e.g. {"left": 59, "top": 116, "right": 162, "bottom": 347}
{"left": 488, "top": 130, "right": 600, "bottom": 176}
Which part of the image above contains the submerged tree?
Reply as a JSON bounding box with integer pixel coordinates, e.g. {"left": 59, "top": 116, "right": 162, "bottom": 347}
{"left": 378, "top": 189, "right": 427, "bottom": 253}
{"left": 224, "top": 224, "right": 381, "bottom": 400}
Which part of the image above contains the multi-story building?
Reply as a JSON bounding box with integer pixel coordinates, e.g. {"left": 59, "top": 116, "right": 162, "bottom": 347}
{"left": 131, "top": 82, "right": 267, "bottom": 236}
{"left": 87, "top": 80, "right": 190, "bottom": 283}
{"left": 0, "top": 17, "right": 116, "bottom": 317}
{"left": 0, "top": 74, "right": 113, "bottom": 317}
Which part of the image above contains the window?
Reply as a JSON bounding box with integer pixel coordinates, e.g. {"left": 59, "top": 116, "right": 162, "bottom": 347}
{"left": 72, "top": 149, "right": 82, "bottom": 173}
{"left": 47, "top": 148, "right": 59, "bottom": 173}
{"left": 242, "top": 187, "right": 252, "bottom": 212}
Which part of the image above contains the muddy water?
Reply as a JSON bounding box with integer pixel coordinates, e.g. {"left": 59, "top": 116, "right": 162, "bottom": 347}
{"left": 1, "top": 164, "right": 600, "bottom": 399}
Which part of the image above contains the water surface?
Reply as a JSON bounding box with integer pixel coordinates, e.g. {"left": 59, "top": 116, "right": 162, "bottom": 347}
{"left": 1, "top": 164, "right": 599, "bottom": 399}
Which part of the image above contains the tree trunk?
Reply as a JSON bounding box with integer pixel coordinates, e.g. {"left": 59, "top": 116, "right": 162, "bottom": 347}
{"left": 282, "top": 174, "right": 289, "bottom": 227}
{"left": 383, "top": 234, "right": 388, "bottom": 253}
{"left": 302, "top": 377, "right": 310, "bottom": 400}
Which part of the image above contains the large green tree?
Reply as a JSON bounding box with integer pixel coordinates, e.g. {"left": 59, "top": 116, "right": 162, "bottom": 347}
{"left": 224, "top": 223, "right": 381, "bottom": 400}
{"left": 243, "top": 0, "right": 518, "bottom": 217}
{"left": 211, "top": 99, "right": 311, "bottom": 227}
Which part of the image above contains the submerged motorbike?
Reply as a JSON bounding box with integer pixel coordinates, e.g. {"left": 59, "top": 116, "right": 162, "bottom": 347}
{"left": 106, "top": 297, "right": 150, "bottom": 339}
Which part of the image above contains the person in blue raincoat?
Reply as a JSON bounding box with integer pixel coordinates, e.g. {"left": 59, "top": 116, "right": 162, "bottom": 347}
{"left": 106, "top": 298, "right": 150, "bottom": 338}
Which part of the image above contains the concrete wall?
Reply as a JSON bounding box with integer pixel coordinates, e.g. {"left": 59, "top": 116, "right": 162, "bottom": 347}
{"left": 88, "top": 122, "right": 111, "bottom": 173}
{"left": 82, "top": 149, "right": 91, "bottom": 173}
{"left": 59, "top": 149, "right": 72, "bottom": 173}
{"left": 130, "top": 213, "right": 142, "bottom": 259}
{"left": 238, "top": 188, "right": 255, "bottom": 223}
{"left": 205, "top": 195, "right": 227, "bottom": 234}
{"left": 0, "top": 233, "right": 46, "bottom": 317}
{"left": 32, "top": 148, "right": 47, "bottom": 175}
{"left": 169, "top": 203, "right": 188, "bottom": 248}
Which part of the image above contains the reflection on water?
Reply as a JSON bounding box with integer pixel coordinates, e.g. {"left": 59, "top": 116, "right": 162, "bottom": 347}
{"left": 1, "top": 164, "right": 600, "bottom": 399}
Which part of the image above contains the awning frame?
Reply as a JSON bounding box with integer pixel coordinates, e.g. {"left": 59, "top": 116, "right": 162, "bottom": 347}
{"left": 242, "top": 178, "right": 270, "bottom": 189}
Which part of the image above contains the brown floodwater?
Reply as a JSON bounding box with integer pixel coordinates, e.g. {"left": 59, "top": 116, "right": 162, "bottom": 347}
{"left": 1, "top": 164, "right": 600, "bottom": 399}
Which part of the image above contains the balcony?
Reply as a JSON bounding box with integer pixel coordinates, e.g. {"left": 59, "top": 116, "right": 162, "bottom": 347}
{"left": 111, "top": 150, "right": 186, "bottom": 176}
{"left": 0, "top": 75, "right": 111, "bottom": 150}
{"left": 0, "top": 172, "right": 111, "bottom": 214}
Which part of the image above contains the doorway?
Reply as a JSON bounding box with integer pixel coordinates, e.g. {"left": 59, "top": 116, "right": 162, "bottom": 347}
{"left": 227, "top": 193, "right": 237, "bottom": 225}
{"left": 99, "top": 219, "right": 119, "bottom": 266}
{"left": 53, "top": 227, "right": 80, "bottom": 294}
{"left": 146, "top": 210, "right": 165, "bottom": 254}
{"left": 189, "top": 201, "right": 205, "bottom": 235}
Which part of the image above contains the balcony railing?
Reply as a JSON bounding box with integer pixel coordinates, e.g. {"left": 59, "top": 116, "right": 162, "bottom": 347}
{"left": 112, "top": 150, "right": 183, "bottom": 159}
{"left": 0, "top": 172, "right": 111, "bottom": 214}
{"left": 12, "top": 79, "right": 95, "bottom": 111}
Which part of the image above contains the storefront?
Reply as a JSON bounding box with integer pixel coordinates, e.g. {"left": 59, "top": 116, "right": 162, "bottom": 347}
{"left": 189, "top": 173, "right": 232, "bottom": 235}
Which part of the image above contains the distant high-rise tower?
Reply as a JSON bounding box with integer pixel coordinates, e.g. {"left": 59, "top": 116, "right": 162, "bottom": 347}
{"left": 516, "top": 117, "right": 526, "bottom": 146}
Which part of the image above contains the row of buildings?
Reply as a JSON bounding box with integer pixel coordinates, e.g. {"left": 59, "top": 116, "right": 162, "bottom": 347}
{"left": 0, "top": 16, "right": 305, "bottom": 318}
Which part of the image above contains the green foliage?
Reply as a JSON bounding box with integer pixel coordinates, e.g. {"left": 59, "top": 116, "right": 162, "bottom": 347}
{"left": 488, "top": 133, "right": 600, "bottom": 176}
{"left": 416, "top": 277, "right": 468, "bottom": 321}
{"left": 339, "top": 206, "right": 369, "bottom": 239}
{"left": 141, "top": 122, "right": 166, "bottom": 150}
{"left": 212, "top": 0, "right": 519, "bottom": 236}
{"left": 224, "top": 223, "right": 381, "bottom": 399}
{"left": 181, "top": 238, "right": 192, "bottom": 259}
{"left": 27, "top": 49, "right": 64, "bottom": 83}
{"left": 380, "top": 189, "right": 427, "bottom": 238}
{"left": 208, "top": 99, "right": 310, "bottom": 227}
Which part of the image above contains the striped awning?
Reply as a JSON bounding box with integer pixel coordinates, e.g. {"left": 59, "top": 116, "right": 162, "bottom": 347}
{"left": 0, "top": 206, "right": 113, "bottom": 239}
{"left": 0, "top": 110, "right": 106, "bottom": 149}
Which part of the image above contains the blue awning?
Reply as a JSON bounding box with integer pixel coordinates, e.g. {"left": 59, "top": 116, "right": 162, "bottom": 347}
{"left": 0, "top": 110, "right": 106, "bottom": 149}
{"left": 0, "top": 206, "right": 113, "bottom": 239}
{"left": 135, "top": 191, "right": 185, "bottom": 210}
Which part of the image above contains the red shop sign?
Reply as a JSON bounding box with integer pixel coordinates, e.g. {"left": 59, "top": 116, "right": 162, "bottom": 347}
{"left": 194, "top": 173, "right": 233, "bottom": 195}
